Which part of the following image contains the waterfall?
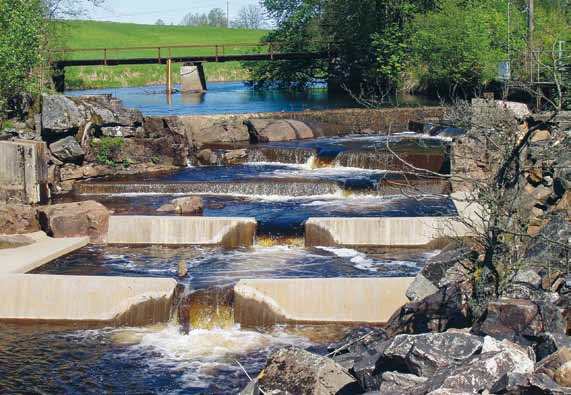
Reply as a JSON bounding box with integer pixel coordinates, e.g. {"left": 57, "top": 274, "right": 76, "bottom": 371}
{"left": 247, "top": 147, "right": 317, "bottom": 165}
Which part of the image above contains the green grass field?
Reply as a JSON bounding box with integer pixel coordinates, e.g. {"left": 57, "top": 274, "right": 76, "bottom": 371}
{"left": 55, "top": 20, "right": 268, "bottom": 90}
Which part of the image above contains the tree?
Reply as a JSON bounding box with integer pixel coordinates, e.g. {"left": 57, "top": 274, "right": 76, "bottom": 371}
{"left": 155, "top": 19, "right": 165, "bottom": 26}
{"left": 0, "top": 0, "right": 44, "bottom": 115}
{"left": 42, "top": 0, "right": 105, "bottom": 19}
{"left": 208, "top": 8, "right": 227, "bottom": 28}
{"left": 180, "top": 12, "right": 208, "bottom": 26}
{"left": 234, "top": 5, "right": 267, "bottom": 29}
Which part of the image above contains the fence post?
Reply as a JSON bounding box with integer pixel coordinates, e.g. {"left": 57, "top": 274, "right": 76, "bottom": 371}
{"left": 166, "top": 58, "right": 172, "bottom": 95}
{"left": 269, "top": 43, "right": 274, "bottom": 60}
{"left": 104, "top": 48, "right": 107, "bottom": 66}
{"left": 158, "top": 47, "right": 161, "bottom": 64}
{"left": 215, "top": 45, "right": 219, "bottom": 62}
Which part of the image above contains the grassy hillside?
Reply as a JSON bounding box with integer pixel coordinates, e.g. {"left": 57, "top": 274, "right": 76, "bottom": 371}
{"left": 55, "top": 20, "right": 268, "bottom": 90}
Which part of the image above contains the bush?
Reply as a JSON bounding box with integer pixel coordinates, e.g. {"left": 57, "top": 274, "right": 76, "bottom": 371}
{"left": 92, "top": 137, "right": 124, "bottom": 166}
{"left": 0, "top": 0, "right": 43, "bottom": 116}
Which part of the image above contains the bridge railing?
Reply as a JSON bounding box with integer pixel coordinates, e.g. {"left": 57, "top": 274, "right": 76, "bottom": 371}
{"left": 48, "top": 41, "right": 331, "bottom": 64}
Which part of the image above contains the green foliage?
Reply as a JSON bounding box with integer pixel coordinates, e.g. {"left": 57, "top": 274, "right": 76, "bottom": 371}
{"left": 0, "top": 0, "right": 44, "bottom": 114}
{"left": 92, "top": 137, "right": 124, "bottom": 166}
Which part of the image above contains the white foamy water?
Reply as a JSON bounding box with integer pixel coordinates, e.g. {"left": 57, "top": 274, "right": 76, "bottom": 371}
{"left": 317, "top": 246, "right": 419, "bottom": 272}
{"left": 117, "top": 324, "right": 310, "bottom": 389}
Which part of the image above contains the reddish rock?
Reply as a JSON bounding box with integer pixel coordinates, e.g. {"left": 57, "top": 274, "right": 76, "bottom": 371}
{"left": 0, "top": 203, "right": 40, "bottom": 234}
{"left": 37, "top": 201, "right": 109, "bottom": 243}
{"left": 171, "top": 196, "right": 203, "bottom": 215}
{"left": 246, "top": 119, "right": 314, "bottom": 142}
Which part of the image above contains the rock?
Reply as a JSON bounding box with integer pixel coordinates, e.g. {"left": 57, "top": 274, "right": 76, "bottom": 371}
{"left": 496, "top": 100, "right": 532, "bottom": 121}
{"left": 197, "top": 149, "right": 218, "bottom": 166}
{"left": 532, "top": 130, "right": 552, "bottom": 142}
{"left": 421, "top": 337, "right": 534, "bottom": 394}
{"left": 41, "top": 94, "right": 90, "bottom": 132}
{"left": 536, "top": 347, "right": 571, "bottom": 380}
{"left": 385, "top": 285, "right": 472, "bottom": 337}
{"left": 555, "top": 159, "right": 571, "bottom": 194}
{"left": 525, "top": 212, "right": 571, "bottom": 269}
{"left": 36, "top": 201, "right": 109, "bottom": 243}
{"left": 246, "top": 119, "right": 314, "bottom": 142}
{"left": 177, "top": 259, "right": 188, "bottom": 278}
{"left": 224, "top": 149, "right": 248, "bottom": 164}
{"left": 0, "top": 203, "right": 40, "bottom": 234}
{"left": 535, "top": 333, "right": 571, "bottom": 362}
{"left": 257, "top": 348, "right": 362, "bottom": 395}
{"left": 378, "top": 332, "right": 484, "bottom": 377}
{"left": 328, "top": 327, "right": 388, "bottom": 357}
{"left": 101, "top": 126, "right": 138, "bottom": 138}
{"left": 491, "top": 372, "right": 571, "bottom": 395}
{"left": 0, "top": 234, "right": 35, "bottom": 249}
{"left": 194, "top": 121, "right": 250, "bottom": 144}
{"left": 157, "top": 203, "right": 176, "bottom": 212}
{"left": 79, "top": 94, "right": 143, "bottom": 127}
{"left": 524, "top": 183, "right": 554, "bottom": 205}
{"left": 49, "top": 136, "right": 84, "bottom": 163}
{"left": 555, "top": 361, "right": 571, "bottom": 387}
{"left": 471, "top": 298, "right": 566, "bottom": 347}
{"left": 513, "top": 270, "right": 543, "bottom": 288}
{"left": 379, "top": 372, "right": 427, "bottom": 394}
{"left": 406, "top": 247, "right": 475, "bottom": 301}
{"left": 171, "top": 196, "right": 203, "bottom": 215}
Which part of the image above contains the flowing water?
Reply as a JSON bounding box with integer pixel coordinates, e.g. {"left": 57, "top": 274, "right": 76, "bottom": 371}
{"left": 2, "top": 102, "right": 453, "bottom": 393}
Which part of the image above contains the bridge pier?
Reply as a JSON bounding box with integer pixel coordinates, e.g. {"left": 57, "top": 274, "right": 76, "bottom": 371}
{"left": 180, "top": 63, "right": 207, "bottom": 93}
{"left": 52, "top": 65, "right": 65, "bottom": 93}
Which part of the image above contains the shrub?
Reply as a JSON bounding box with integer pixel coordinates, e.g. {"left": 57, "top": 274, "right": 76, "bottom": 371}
{"left": 92, "top": 137, "right": 124, "bottom": 166}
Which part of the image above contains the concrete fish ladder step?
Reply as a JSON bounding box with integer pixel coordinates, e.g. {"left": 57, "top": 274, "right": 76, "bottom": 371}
{"left": 247, "top": 147, "right": 318, "bottom": 165}
{"left": 334, "top": 149, "right": 447, "bottom": 173}
{"left": 107, "top": 216, "right": 257, "bottom": 247}
{"left": 74, "top": 179, "right": 343, "bottom": 197}
{"left": 0, "top": 274, "right": 177, "bottom": 327}
{"left": 234, "top": 278, "right": 414, "bottom": 326}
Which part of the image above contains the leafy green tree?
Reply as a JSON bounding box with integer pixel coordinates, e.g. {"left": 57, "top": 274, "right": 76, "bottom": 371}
{"left": 0, "top": 0, "right": 44, "bottom": 115}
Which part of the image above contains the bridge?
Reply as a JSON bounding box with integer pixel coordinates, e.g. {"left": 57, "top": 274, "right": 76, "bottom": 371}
{"left": 49, "top": 42, "right": 332, "bottom": 93}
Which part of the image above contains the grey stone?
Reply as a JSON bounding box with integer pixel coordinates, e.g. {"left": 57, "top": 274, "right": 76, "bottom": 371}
{"left": 41, "top": 94, "right": 90, "bottom": 132}
{"left": 246, "top": 119, "right": 313, "bottom": 142}
{"left": 224, "top": 149, "right": 248, "bottom": 164}
{"left": 379, "top": 372, "right": 427, "bottom": 394}
{"left": 101, "top": 126, "right": 137, "bottom": 138}
{"left": 171, "top": 196, "right": 203, "bottom": 215}
{"left": 380, "top": 332, "right": 484, "bottom": 377}
{"left": 491, "top": 372, "right": 571, "bottom": 395}
{"left": 258, "top": 348, "right": 362, "bottom": 395}
{"left": 421, "top": 337, "right": 534, "bottom": 394}
{"left": 513, "top": 270, "right": 543, "bottom": 288}
{"left": 49, "top": 136, "right": 84, "bottom": 163}
{"left": 406, "top": 273, "right": 439, "bottom": 302}
{"left": 196, "top": 149, "right": 218, "bottom": 166}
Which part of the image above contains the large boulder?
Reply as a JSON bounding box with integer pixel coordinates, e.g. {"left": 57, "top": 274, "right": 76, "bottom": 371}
{"left": 0, "top": 203, "right": 40, "bottom": 234}
{"left": 385, "top": 285, "right": 472, "bottom": 337}
{"left": 471, "top": 298, "right": 566, "bottom": 347}
{"left": 491, "top": 372, "right": 571, "bottom": 395}
{"left": 525, "top": 212, "right": 571, "bottom": 275}
{"left": 246, "top": 119, "right": 314, "bottom": 142}
{"left": 406, "top": 246, "right": 475, "bottom": 301}
{"left": 41, "top": 94, "right": 91, "bottom": 132}
{"left": 157, "top": 196, "right": 203, "bottom": 215}
{"left": 49, "top": 136, "right": 84, "bottom": 163}
{"left": 417, "top": 337, "right": 534, "bottom": 394}
{"left": 193, "top": 121, "right": 250, "bottom": 144}
{"left": 257, "top": 348, "right": 362, "bottom": 395}
{"left": 37, "top": 201, "right": 109, "bottom": 243}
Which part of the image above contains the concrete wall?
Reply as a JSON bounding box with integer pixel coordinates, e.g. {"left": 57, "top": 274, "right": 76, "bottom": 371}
{"left": 0, "top": 140, "right": 48, "bottom": 204}
{"left": 305, "top": 216, "right": 472, "bottom": 247}
{"left": 0, "top": 274, "right": 177, "bottom": 326}
{"left": 157, "top": 106, "right": 446, "bottom": 145}
{"left": 234, "top": 278, "right": 414, "bottom": 326}
{"left": 107, "top": 216, "right": 257, "bottom": 247}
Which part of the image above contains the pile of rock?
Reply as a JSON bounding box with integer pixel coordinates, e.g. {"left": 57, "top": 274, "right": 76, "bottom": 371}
{"left": 0, "top": 200, "right": 109, "bottom": 244}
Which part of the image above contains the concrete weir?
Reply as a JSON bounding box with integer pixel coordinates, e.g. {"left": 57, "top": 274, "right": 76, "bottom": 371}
{"left": 107, "top": 216, "right": 257, "bottom": 247}
{"left": 0, "top": 274, "right": 177, "bottom": 326}
{"left": 234, "top": 278, "right": 413, "bottom": 326}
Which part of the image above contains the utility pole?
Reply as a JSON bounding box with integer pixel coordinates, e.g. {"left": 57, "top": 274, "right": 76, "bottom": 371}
{"left": 227, "top": 0, "right": 229, "bottom": 28}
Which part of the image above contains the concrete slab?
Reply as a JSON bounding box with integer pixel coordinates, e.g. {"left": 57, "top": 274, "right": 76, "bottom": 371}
{"left": 107, "top": 216, "right": 257, "bottom": 247}
{"left": 0, "top": 274, "right": 177, "bottom": 326}
{"left": 234, "top": 278, "right": 414, "bottom": 326}
{"left": 305, "top": 216, "right": 471, "bottom": 247}
{"left": 0, "top": 231, "right": 89, "bottom": 274}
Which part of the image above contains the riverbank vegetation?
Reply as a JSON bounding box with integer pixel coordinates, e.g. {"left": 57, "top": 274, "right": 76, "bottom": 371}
{"left": 247, "top": 0, "right": 570, "bottom": 104}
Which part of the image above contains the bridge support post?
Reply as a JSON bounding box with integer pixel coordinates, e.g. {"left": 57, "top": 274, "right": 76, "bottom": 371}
{"left": 166, "top": 58, "right": 173, "bottom": 95}
{"left": 180, "top": 62, "right": 207, "bottom": 93}
{"left": 51, "top": 64, "right": 65, "bottom": 93}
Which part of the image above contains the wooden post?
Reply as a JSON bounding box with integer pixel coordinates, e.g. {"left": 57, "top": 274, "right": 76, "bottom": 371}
{"left": 166, "top": 58, "right": 172, "bottom": 95}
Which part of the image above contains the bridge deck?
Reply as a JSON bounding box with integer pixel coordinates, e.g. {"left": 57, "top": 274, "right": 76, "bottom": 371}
{"left": 53, "top": 52, "right": 329, "bottom": 68}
